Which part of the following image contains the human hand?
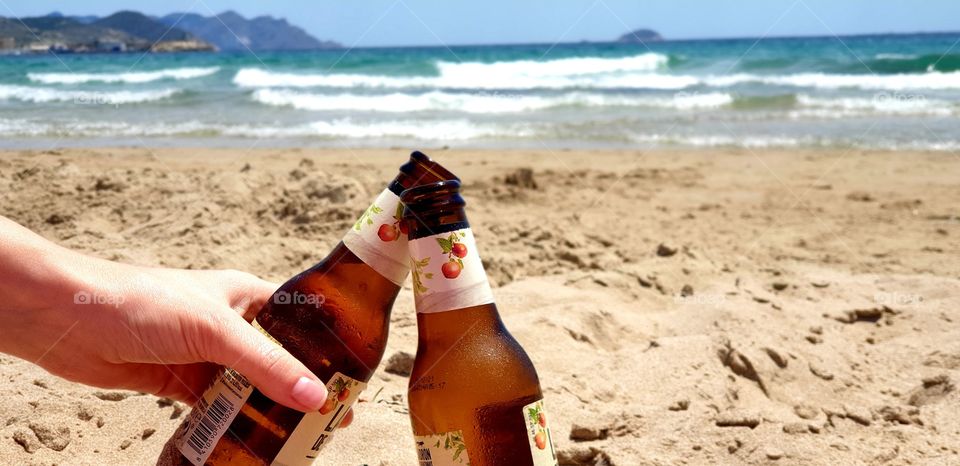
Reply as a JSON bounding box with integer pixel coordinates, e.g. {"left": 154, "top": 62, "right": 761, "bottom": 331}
{"left": 0, "top": 217, "right": 352, "bottom": 425}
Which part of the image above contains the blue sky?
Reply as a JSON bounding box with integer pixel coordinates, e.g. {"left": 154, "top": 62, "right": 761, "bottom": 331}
{"left": 5, "top": 0, "right": 960, "bottom": 47}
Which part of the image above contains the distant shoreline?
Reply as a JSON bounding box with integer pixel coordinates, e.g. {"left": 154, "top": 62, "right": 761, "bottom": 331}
{"left": 275, "top": 29, "right": 960, "bottom": 51}
{"left": 2, "top": 30, "right": 958, "bottom": 56}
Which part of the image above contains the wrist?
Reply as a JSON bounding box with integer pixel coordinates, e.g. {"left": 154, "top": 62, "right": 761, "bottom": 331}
{"left": 0, "top": 236, "right": 85, "bottom": 358}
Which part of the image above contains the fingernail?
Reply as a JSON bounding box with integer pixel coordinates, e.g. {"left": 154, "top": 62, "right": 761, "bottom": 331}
{"left": 291, "top": 376, "right": 327, "bottom": 410}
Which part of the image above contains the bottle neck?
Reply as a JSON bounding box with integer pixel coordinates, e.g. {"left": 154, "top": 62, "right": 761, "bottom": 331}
{"left": 339, "top": 152, "right": 459, "bottom": 286}
{"left": 407, "top": 225, "right": 496, "bottom": 315}
{"left": 341, "top": 186, "right": 410, "bottom": 286}
{"left": 416, "top": 302, "right": 505, "bottom": 346}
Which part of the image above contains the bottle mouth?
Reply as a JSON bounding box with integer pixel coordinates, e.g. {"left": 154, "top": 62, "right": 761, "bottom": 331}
{"left": 401, "top": 179, "right": 464, "bottom": 214}
{"left": 401, "top": 180, "right": 468, "bottom": 239}
{"left": 403, "top": 151, "right": 460, "bottom": 184}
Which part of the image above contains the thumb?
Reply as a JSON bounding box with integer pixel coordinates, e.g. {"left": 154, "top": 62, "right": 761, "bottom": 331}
{"left": 202, "top": 311, "right": 328, "bottom": 413}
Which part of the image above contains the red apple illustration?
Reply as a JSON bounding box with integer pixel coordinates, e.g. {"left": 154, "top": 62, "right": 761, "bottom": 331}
{"left": 535, "top": 431, "right": 546, "bottom": 450}
{"left": 337, "top": 387, "right": 350, "bottom": 402}
{"left": 451, "top": 242, "right": 467, "bottom": 258}
{"left": 441, "top": 260, "right": 462, "bottom": 279}
{"left": 538, "top": 411, "right": 546, "bottom": 428}
{"left": 377, "top": 224, "right": 398, "bottom": 242}
{"left": 319, "top": 395, "right": 336, "bottom": 414}
{"left": 399, "top": 221, "right": 409, "bottom": 235}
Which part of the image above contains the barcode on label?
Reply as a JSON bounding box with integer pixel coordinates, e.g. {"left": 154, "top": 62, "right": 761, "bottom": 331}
{"left": 417, "top": 447, "right": 434, "bottom": 466}
{"left": 186, "top": 393, "right": 235, "bottom": 454}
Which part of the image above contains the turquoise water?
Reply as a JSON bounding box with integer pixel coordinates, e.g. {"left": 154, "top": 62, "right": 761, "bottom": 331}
{"left": 2, "top": 33, "right": 960, "bottom": 150}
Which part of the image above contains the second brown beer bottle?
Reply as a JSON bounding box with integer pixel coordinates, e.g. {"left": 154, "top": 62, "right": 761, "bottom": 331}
{"left": 163, "top": 152, "right": 458, "bottom": 466}
{"left": 401, "top": 180, "right": 558, "bottom": 466}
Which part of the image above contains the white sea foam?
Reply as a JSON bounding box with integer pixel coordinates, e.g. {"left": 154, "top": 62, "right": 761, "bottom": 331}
{"left": 236, "top": 64, "right": 960, "bottom": 91}
{"left": 433, "top": 53, "right": 668, "bottom": 78}
{"left": 874, "top": 53, "right": 917, "bottom": 60}
{"left": 705, "top": 71, "right": 960, "bottom": 91}
{"left": 0, "top": 85, "right": 181, "bottom": 104}
{"left": 233, "top": 53, "right": 680, "bottom": 90}
{"left": 229, "top": 119, "right": 509, "bottom": 140}
{"left": 629, "top": 133, "right": 960, "bottom": 151}
{"left": 0, "top": 118, "right": 518, "bottom": 141}
{"left": 631, "top": 133, "right": 817, "bottom": 148}
{"left": 796, "top": 94, "right": 953, "bottom": 115}
{"left": 2, "top": 117, "right": 958, "bottom": 152}
{"left": 27, "top": 67, "right": 220, "bottom": 84}
{"left": 234, "top": 68, "right": 697, "bottom": 90}
{"left": 251, "top": 89, "right": 734, "bottom": 113}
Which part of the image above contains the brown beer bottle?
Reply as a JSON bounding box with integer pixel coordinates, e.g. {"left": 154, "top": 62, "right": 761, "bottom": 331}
{"left": 162, "top": 152, "right": 458, "bottom": 466}
{"left": 402, "top": 180, "right": 557, "bottom": 466}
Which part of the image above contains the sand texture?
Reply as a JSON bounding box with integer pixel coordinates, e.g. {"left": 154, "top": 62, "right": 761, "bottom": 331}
{"left": 1, "top": 147, "right": 958, "bottom": 465}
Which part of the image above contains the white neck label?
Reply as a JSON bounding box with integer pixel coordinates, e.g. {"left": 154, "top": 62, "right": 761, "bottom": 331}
{"left": 409, "top": 228, "right": 494, "bottom": 314}
{"left": 342, "top": 188, "right": 410, "bottom": 286}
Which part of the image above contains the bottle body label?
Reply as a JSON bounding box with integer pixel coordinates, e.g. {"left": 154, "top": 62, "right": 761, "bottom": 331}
{"left": 270, "top": 372, "right": 366, "bottom": 466}
{"left": 175, "top": 368, "right": 254, "bottom": 466}
{"left": 174, "top": 369, "right": 365, "bottom": 466}
{"left": 413, "top": 430, "right": 470, "bottom": 466}
{"left": 408, "top": 228, "right": 494, "bottom": 314}
{"left": 342, "top": 188, "right": 410, "bottom": 286}
{"left": 523, "top": 399, "right": 558, "bottom": 465}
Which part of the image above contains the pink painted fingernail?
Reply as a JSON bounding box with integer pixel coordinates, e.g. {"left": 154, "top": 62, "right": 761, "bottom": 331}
{"left": 291, "top": 377, "right": 327, "bottom": 410}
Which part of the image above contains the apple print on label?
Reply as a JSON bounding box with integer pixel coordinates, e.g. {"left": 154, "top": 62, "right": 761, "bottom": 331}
{"left": 524, "top": 399, "right": 557, "bottom": 464}
{"left": 436, "top": 231, "right": 467, "bottom": 279}
{"left": 527, "top": 401, "right": 549, "bottom": 450}
{"left": 319, "top": 376, "right": 354, "bottom": 416}
{"left": 377, "top": 203, "right": 407, "bottom": 242}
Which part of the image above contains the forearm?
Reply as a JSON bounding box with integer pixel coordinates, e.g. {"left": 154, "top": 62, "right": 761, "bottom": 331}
{"left": 0, "top": 216, "right": 102, "bottom": 357}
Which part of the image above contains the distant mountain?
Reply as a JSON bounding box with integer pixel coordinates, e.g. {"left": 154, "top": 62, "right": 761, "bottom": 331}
{"left": 159, "top": 10, "right": 341, "bottom": 51}
{"left": 45, "top": 11, "right": 99, "bottom": 24}
{"left": 0, "top": 12, "right": 214, "bottom": 53}
{"left": 0, "top": 9, "right": 332, "bottom": 54}
{"left": 94, "top": 11, "right": 194, "bottom": 43}
{"left": 0, "top": 15, "right": 138, "bottom": 50}
{"left": 618, "top": 29, "right": 664, "bottom": 43}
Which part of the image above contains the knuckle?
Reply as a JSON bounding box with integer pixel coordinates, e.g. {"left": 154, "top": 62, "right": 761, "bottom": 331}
{"left": 258, "top": 343, "right": 290, "bottom": 375}
{"left": 191, "top": 312, "right": 231, "bottom": 361}
{"left": 221, "top": 269, "right": 257, "bottom": 285}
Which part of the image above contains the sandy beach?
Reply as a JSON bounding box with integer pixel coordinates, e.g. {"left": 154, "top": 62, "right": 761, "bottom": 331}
{"left": 1, "top": 147, "right": 958, "bottom": 465}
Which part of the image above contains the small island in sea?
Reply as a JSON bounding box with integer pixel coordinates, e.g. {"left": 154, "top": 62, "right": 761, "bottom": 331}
{"left": 617, "top": 28, "right": 664, "bottom": 43}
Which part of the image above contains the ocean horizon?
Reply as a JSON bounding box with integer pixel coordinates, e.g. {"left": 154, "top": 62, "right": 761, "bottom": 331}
{"left": 2, "top": 32, "right": 960, "bottom": 151}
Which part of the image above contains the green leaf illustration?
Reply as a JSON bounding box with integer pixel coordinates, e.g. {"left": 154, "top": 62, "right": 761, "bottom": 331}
{"left": 353, "top": 204, "right": 383, "bottom": 231}
{"left": 410, "top": 255, "right": 432, "bottom": 296}
{"left": 437, "top": 237, "right": 453, "bottom": 254}
{"left": 528, "top": 407, "right": 540, "bottom": 423}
